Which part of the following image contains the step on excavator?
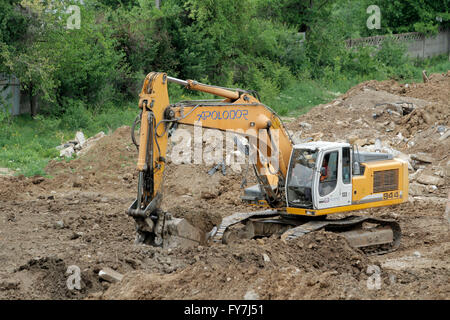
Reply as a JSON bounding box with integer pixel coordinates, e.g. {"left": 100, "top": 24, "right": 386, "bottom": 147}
{"left": 127, "top": 72, "right": 407, "bottom": 254}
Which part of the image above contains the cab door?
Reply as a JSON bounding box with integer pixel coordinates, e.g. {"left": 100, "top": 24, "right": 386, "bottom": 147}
{"left": 314, "top": 147, "right": 352, "bottom": 209}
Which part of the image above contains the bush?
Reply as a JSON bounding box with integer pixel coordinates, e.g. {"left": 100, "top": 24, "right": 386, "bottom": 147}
{"left": 59, "top": 99, "right": 93, "bottom": 131}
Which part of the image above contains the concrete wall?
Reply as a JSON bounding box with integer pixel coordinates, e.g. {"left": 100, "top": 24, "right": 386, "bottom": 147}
{"left": 0, "top": 74, "right": 21, "bottom": 115}
{"left": 0, "top": 74, "right": 39, "bottom": 116}
{"left": 346, "top": 29, "right": 450, "bottom": 59}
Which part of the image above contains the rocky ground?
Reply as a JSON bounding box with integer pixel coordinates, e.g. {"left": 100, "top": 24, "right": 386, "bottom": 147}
{"left": 0, "top": 72, "right": 449, "bottom": 299}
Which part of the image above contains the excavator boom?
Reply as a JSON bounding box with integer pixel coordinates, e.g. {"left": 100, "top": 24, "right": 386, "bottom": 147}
{"left": 128, "top": 72, "right": 292, "bottom": 246}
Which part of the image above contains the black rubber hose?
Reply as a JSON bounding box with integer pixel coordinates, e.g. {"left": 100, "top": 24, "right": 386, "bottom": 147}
{"left": 131, "top": 113, "right": 141, "bottom": 150}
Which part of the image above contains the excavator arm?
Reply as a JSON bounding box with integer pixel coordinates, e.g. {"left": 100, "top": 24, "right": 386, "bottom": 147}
{"left": 127, "top": 72, "right": 293, "bottom": 246}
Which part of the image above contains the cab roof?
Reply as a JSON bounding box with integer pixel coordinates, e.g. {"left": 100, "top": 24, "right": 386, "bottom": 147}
{"left": 292, "top": 141, "right": 350, "bottom": 151}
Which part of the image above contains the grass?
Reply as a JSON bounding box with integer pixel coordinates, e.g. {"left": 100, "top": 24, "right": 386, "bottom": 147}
{"left": 275, "top": 54, "right": 450, "bottom": 117}
{"left": 274, "top": 80, "right": 335, "bottom": 117}
{"left": 1, "top": 55, "right": 449, "bottom": 177}
{"left": 0, "top": 103, "right": 138, "bottom": 176}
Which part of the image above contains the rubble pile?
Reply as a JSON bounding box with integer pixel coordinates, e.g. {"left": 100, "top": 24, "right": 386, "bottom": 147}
{"left": 57, "top": 131, "right": 106, "bottom": 158}
{"left": 286, "top": 72, "right": 449, "bottom": 200}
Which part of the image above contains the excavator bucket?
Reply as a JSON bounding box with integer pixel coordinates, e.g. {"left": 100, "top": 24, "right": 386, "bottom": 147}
{"left": 132, "top": 210, "right": 207, "bottom": 248}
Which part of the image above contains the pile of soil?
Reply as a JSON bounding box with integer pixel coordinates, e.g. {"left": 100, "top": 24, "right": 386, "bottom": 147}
{"left": 102, "top": 231, "right": 369, "bottom": 300}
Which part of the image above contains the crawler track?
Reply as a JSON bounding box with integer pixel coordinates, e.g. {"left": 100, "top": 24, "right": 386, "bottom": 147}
{"left": 211, "top": 211, "right": 401, "bottom": 255}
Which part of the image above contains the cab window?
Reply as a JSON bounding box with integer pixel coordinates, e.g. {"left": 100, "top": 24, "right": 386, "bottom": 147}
{"left": 319, "top": 151, "right": 338, "bottom": 196}
{"left": 342, "top": 147, "right": 351, "bottom": 184}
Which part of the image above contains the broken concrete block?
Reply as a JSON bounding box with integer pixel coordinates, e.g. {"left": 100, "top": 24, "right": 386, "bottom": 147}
{"left": 410, "top": 168, "right": 423, "bottom": 182}
{"left": 75, "top": 131, "right": 86, "bottom": 147}
{"left": 439, "top": 130, "right": 450, "bottom": 141}
{"left": 76, "top": 131, "right": 106, "bottom": 156}
{"left": 411, "top": 153, "right": 434, "bottom": 164}
{"left": 409, "top": 183, "right": 428, "bottom": 196}
{"left": 0, "top": 279, "right": 20, "bottom": 290}
{"left": 290, "top": 130, "right": 303, "bottom": 144}
{"left": 299, "top": 122, "right": 312, "bottom": 130}
{"left": 417, "top": 173, "right": 444, "bottom": 186}
{"left": 60, "top": 146, "right": 74, "bottom": 158}
{"left": 244, "top": 290, "right": 259, "bottom": 300}
{"left": 54, "top": 220, "right": 65, "bottom": 229}
{"left": 98, "top": 267, "right": 124, "bottom": 283}
{"left": 93, "top": 131, "right": 106, "bottom": 140}
{"left": 167, "top": 218, "right": 203, "bottom": 244}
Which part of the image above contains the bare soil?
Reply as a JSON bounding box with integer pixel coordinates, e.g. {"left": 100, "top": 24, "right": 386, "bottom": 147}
{"left": 0, "top": 72, "right": 449, "bottom": 300}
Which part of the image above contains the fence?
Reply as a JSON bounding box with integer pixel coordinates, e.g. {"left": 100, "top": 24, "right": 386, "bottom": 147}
{"left": 346, "top": 29, "right": 450, "bottom": 58}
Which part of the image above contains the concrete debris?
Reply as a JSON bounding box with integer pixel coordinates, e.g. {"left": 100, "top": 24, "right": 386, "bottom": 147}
{"left": 98, "top": 267, "right": 124, "bottom": 283}
{"left": 244, "top": 289, "right": 259, "bottom": 300}
{"left": 416, "top": 173, "right": 444, "bottom": 186}
{"left": 0, "top": 279, "right": 20, "bottom": 291}
{"left": 409, "top": 183, "right": 428, "bottom": 196}
{"left": 289, "top": 130, "right": 303, "bottom": 144}
{"left": 56, "top": 143, "right": 74, "bottom": 150}
{"left": 59, "top": 145, "right": 74, "bottom": 158}
{"left": 439, "top": 130, "right": 450, "bottom": 141}
{"left": 58, "top": 131, "right": 106, "bottom": 158}
{"left": 373, "top": 138, "right": 382, "bottom": 151}
{"left": 299, "top": 122, "right": 312, "bottom": 130}
{"left": 411, "top": 153, "right": 434, "bottom": 164}
{"left": 75, "top": 131, "right": 86, "bottom": 147}
{"left": 54, "top": 220, "right": 65, "bottom": 229}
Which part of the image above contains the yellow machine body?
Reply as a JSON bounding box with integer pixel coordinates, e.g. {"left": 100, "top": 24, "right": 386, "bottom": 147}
{"left": 286, "top": 158, "right": 409, "bottom": 216}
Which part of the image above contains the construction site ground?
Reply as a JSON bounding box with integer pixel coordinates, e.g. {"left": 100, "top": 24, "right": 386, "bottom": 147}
{"left": 0, "top": 73, "right": 449, "bottom": 300}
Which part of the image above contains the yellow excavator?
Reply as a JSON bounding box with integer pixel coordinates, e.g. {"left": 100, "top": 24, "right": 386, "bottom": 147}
{"left": 127, "top": 72, "right": 408, "bottom": 254}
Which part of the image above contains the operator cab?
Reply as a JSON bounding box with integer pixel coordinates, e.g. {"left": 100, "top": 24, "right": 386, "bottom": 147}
{"left": 286, "top": 142, "right": 353, "bottom": 210}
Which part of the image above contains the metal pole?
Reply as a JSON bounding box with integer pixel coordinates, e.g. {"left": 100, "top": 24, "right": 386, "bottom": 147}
{"left": 167, "top": 76, "right": 188, "bottom": 87}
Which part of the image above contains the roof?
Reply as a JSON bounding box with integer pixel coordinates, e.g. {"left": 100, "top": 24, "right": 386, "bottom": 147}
{"left": 292, "top": 141, "right": 350, "bottom": 151}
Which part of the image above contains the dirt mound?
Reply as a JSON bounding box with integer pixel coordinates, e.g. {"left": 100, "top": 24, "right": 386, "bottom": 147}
{"left": 0, "top": 256, "right": 102, "bottom": 300}
{"left": 340, "top": 71, "right": 450, "bottom": 103}
{"left": 102, "top": 231, "right": 368, "bottom": 300}
{"left": 396, "top": 103, "right": 449, "bottom": 137}
{"left": 45, "top": 126, "right": 138, "bottom": 192}
{"left": 0, "top": 175, "right": 31, "bottom": 201}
